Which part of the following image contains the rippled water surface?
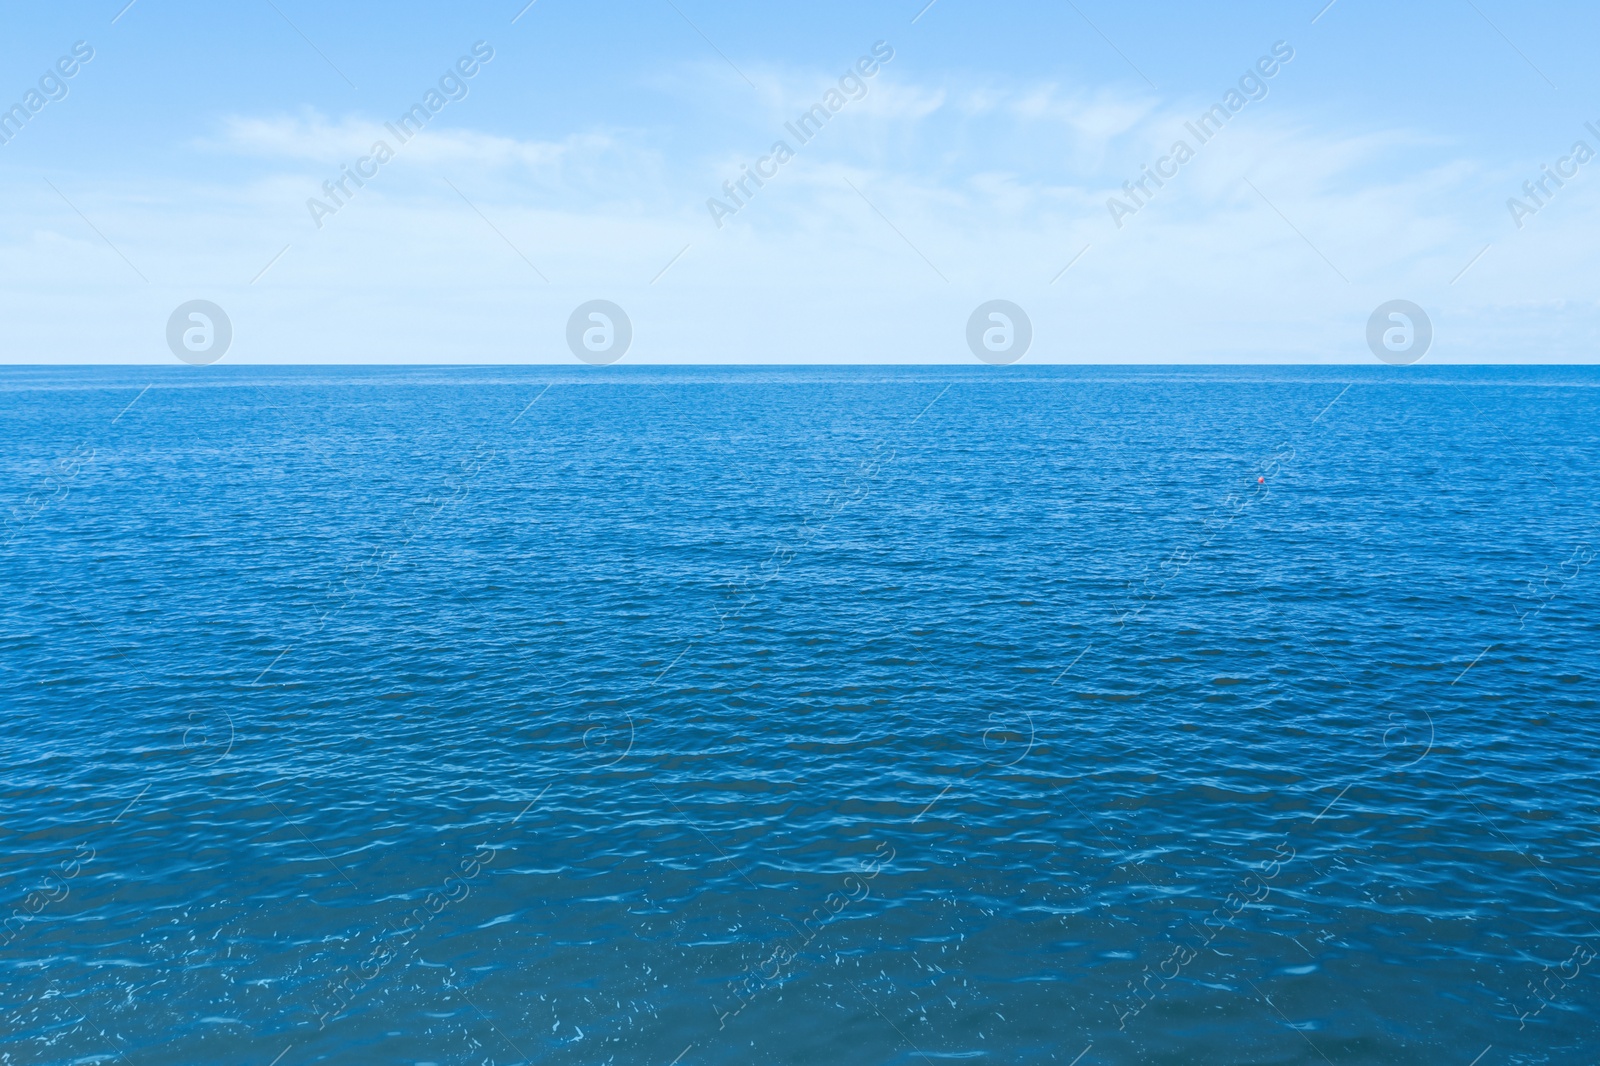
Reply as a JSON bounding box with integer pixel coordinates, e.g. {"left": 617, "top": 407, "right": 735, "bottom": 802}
{"left": 3, "top": 365, "right": 1598, "bottom": 1065}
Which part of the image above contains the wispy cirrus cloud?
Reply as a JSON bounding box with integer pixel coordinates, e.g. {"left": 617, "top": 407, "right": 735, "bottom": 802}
{"left": 7, "top": 51, "right": 1599, "bottom": 363}
{"left": 204, "top": 111, "right": 615, "bottom": 173}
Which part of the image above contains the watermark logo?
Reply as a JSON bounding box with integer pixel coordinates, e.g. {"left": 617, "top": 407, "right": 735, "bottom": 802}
{"left": 580, "top": 707, "right": 635, "bottom": 768}
{"left": 706, "top": 41, "right": 895, "bottom": 229}
{"left": 1107, "top": 41, "right": 1294, "bottom": 229}
{"left": 180, "top": 707, "right": 236, "bottom": 768}
{"left": 712, "top": 840, "right": 895, "bottom": 1030}
{"left": 1379, "top": 701, "right": 1434, "bottom": 769}
{"left": 566, "top": 300, "right": 632, "bottom": 365}
{"left": 1365, "top": 299, "right": 1431, "bottom": 365}
{"left": 1, "top": 844, "right": 95, "bottom": 950}
{"left": 306, "top": 42, "right": 495, "bottom": 231}
{"left": 0, "top": 41, "right": 94, "bottom": 148}
{"left": 166, "top": 300, "right": 233, "bottom": 365}
{"left": 966, "top": 300, "right": 1032, "bottom": 364}
{"left": 1507, "top": 123, "right": 1598, "bottom": 230}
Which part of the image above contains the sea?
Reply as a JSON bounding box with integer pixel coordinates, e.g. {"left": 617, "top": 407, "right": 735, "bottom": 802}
{"left": 2, "top": 365, "right": 1597, "bottom": 1065}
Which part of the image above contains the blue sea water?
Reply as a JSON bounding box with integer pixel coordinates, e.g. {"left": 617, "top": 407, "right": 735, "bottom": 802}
{"left": 2, "top": 364, "right": 1598, "bottom": 1066}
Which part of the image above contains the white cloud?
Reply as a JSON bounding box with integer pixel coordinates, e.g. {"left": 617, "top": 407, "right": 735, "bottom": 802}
{"left": 208, "top": 111, "right": 611, "bottom": 174}
{"left": 7, "top": 63, "right": 1600, "bottom": 363}
{"left": 851, "top": 82, "right": 946, "bottom": 122}
{"left": 1009, "top": 85, "right": 1158, "bottom": 145}
{"left": 207, "top": 111, "right": 375, "bottom": 163}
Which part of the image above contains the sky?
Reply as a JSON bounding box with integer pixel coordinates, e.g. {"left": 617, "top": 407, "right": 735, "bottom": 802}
{"left": 1, "top": 0, "right": 1597, "bottom": 364}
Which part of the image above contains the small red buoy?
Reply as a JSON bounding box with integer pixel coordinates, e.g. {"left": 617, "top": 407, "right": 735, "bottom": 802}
{"left": 1258, "top": 477, "right": 1265, "bottom": 484}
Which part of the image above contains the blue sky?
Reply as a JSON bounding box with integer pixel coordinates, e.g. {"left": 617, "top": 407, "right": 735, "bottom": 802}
{"left": 2, "top": 0, "right": 1597, "bottom": 363}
